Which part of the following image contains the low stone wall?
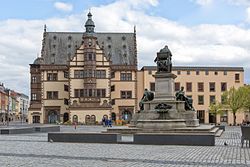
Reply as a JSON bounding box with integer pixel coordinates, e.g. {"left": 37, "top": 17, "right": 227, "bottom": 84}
{"left": 0, "top": 125, "right": 60, "bottom": 134}
{"left": 34, "top": 126, "right": 60, "bottom": 132}
{"left": 48, "top": 133, "right": 117, "bottom": 143}
{"left": 48, "top": 132, "right": 215, "bottom": 146}
{"left": 0, "top": 127, "right": 34, "bottom": 134}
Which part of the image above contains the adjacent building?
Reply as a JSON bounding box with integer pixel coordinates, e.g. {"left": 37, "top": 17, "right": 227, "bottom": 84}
{"left": 28, "top": 12, "right": 246, "bottom": 125}
{"left": 137, "top": 66, "right": 245, "bottom": 125}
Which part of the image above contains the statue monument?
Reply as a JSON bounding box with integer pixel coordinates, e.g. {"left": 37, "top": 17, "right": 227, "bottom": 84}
{"left": 133, "top": 45, "right": 199, "bottom": 131}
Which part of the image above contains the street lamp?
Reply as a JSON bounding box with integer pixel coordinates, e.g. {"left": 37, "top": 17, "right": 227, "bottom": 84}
{"left": 6, "top": 89, "right": 10, "bottom": 127}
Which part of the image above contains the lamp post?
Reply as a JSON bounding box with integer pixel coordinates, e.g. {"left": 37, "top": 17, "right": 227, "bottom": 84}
{"left": 22, "top": 99, "right": 24, "bottom": 124}
{"left": 6, "top": 89, "right": 10, "bottom": 127}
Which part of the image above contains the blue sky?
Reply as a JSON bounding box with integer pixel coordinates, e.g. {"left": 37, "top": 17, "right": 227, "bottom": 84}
{"left": 0, "top": 0, "right": 247, "bottom": 25}
{"left": 0, "top": 0, "right": 249, "bottom": 95}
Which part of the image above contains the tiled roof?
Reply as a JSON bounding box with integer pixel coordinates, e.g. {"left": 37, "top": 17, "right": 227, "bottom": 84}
{"left": 41, "top": 32, "right": 136, "bottom": 65}
{"left": 141, "top": 66, "right": 244, "bottom": 71}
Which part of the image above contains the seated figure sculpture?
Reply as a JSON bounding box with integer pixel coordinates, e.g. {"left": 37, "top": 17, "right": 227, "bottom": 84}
{"left": 139, "top": 89, "right": 154, "bottom": 111}
{"left": 175, "top": 86, "right": 194, "bottom": 111}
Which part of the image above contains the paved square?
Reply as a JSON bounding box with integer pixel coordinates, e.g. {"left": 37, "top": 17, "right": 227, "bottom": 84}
{"left": 0, "top": 126, "right": 249, "bottom": 167}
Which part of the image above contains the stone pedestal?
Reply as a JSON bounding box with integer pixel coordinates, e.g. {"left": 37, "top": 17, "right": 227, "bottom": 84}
{"left": 154, "top": 72, "right": 177, "bottom": 101}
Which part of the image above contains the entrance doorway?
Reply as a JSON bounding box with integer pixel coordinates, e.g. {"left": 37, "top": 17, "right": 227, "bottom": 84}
{"left": 73, "top": 115, "right": 78, "bottom": 123}
{"left": 32, "top": 116, "right": 40, "bottom": 123}
{"left": 48, "top": 110, "right": 58, "bottom": 124}
{"left": 111, "top": 112, "right": 116, "bottom": 121}
{"left": 197, "top": 110, "right": 205, "bottom": 123}
{"left": 209, "top": 113, "right": 216, "bottom": 124}
{"left": 63, "top": 113, "right": 69, "bottom": 122}
{"left": 122, "top": 110, "right": 132, "bottom": 122}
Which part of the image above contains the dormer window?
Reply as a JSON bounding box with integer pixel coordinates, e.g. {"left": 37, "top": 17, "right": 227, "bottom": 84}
{"left": 122, "top": 36, "right": 126, "bottom": 40}
{"left": 88, "top": 39, "right": 92, "bottom": 46}
{"left": 68, "top": 36, "right": 72, "bottom": 40}
{"left": 107, "top": 36, "right": 111, "bottom": 40}
{"left": 53, "top": 36, "right": 57, "bottom": 40}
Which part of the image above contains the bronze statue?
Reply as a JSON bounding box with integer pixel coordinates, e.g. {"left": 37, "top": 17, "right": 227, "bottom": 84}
{"left": 154, "top": 45, "right": 172, "bottom": 73}
{"left": 139, "top": 89, "right": 154, "bottom": 111}
{"left": 175, "top": 86, "right": 194, "bottom": 111}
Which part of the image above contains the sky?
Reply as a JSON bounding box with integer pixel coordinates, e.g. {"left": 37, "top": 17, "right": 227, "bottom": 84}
{"left": 0, "top": 0, "right": 250, "bottom": 96}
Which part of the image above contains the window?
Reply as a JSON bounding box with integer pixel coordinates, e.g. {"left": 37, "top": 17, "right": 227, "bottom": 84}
{"left": 209, "top": 82, "right": 216, "bottom": 92}
{"left": 198, "top": 95, "right": 204, "bottom": 105}
{"left": 221, "top": 95, "right": 226, "bottom": 104}
{"left": 47, "top": 91, "right": 58, "bottom": 99}
{"left": 121, "top": 91, "right": 132, "bottom": 99}
{"left": 96, "top": 70, "right": 106, "bottom": 79}
{"left": 111, "top": 71, "right": 115, "bottom": 78}
{"left": 47, "top": 73, "right": 57, "bottom": 81}
{"left": 97, "top": 89, "right": 106, "bottom": 97}
{"left": 111, "top": 85, "right": 115, "bottom": 92}
{"left": 223, "top": 71, "right": 227, "bottom": 75}
{"left": 177, "top": 71, "right": 181, "bottom": 75}
{"left": 31, "top": 93, "right": 37, "bottom": 100}
{"left": 31, "top": 76, "right": 37, "bottom": 83}
{"left": 111, "top": 99, "right": 115, "bottom": 105}
{"left": 148, "top": 70, "right": 152, "bottom": 75}
{"left": 85, "top": 70, "right": 95, "bottom": 78}
{"left": 84, "top": 53, "right": 96, "bottom": 61}
{"left": 74, "top": 89, "right": 80, "bottom": 97}
{"left": 221, "top": 82, "right": 227, "bottom": 92}
{"left": 120, "top": 73, "right": 132, "bottom": 81}
{"left": 150, "top": 82, "right": 155, "bottom": 91}
{"left": 187, "top": 95, "right": 192, "bottom": 99}
{"left": 205, "top": 71, "right": 209, "bottom": 75}
{"left": 74, "top": 70, "right": 84, "bottom": 78}
{"left": 214, "top": 71, "right": 218, "bottom": 75}
{"left": 186, "top": 82, "right": 192, "bottom": 92}
{"left": 64, "top": 85, "right": 69, "bottom": 91}
{"left": 235, "top": 73, "right": 240, "bottom": 82}
{"left": 196, "top": 71, "right": 200, "bottom": 75}
{"left": 210, "top": 95, "right": 216, "bottom": 104}
{"left": 64, "top": 71, "right": 69, "bottom": 78}
{"left": 197, "top": 82, "right": 204, "bottom": 92}
{"left": 187, "top": 71, "right": 190, "bottom": 75}
{"left": 175, "top": 82, "right": 180, "bottom": 91}
{"left": 64, "top": 99, "right": 69, "bottom": 105}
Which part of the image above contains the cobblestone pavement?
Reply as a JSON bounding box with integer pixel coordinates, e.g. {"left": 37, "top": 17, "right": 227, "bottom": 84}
{"left": 0, "top": 126, "right": 249, "bottom": 167}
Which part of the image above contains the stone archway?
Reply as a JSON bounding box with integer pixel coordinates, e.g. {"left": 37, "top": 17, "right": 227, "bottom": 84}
{"left": 73, "top": 115, "right": 78, "bottom": 123}
{"left": 63, "top": 113, "right": 69, "bottom": 122}
{"left": 85, "top": 115, "right": 91, "bottom": 124}
{"left": 48, "top": 110, "right": 59, "bottom": 124}
{"left": 111, "top": 112, "right": 116, "bottom": 121}
{"left": 121, "top": 109, "right": 132, "bottom": 122}
{"left": 32, "top": 116, "right": 40, "bottom": 123}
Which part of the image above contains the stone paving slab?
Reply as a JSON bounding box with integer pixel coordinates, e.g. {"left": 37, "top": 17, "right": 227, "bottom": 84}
{"left": 0, "top": 125, "right": 249, "bottom": 167}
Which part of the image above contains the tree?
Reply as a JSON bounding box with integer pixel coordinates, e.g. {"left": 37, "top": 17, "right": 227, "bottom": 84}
{"left": 222, "top": 87, "right": 246, "bottom": 125}
{"left": 209, "top": 101, "right": 223, "bottom": 124}
{"left": 242, "top": 85, "right": 250, "bottom": 114}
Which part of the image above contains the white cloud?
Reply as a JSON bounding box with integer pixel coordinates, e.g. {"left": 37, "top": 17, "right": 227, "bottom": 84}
{"left": 0, "top": 0, "right": 250, "bottom": 95}
{"left": 54, "top": 2, "right": 73, "bottom": 12}
{"left": 191, "top": 0, "right": 213, "bottom": 6}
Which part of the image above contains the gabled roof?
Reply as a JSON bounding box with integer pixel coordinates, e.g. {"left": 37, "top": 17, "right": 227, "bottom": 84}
{"left": 41, "top": 32, "right": 136, "bottom": 66}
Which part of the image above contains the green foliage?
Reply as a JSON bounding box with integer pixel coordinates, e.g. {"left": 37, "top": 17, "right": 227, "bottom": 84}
{"left": 209, "top": 101, "right": 223, "bottom": 115}
{"left": 242, "top": 85, "right": 250, "bottom": 112}
{"left": 222, "top": 86, "right": 246, "bottom": 125}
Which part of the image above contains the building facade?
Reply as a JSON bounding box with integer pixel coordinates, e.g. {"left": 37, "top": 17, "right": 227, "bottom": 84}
{"left": 137, "top": 66, "right": 245, "bottom": 125}
{"left": 28, "top": 12, "right": 137, "bottom": 124}
{"left": 28, "top": 12, "right": 246, "bottom": 125}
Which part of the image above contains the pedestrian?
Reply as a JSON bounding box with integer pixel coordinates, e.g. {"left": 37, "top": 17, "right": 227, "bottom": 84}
{"left": 102, "top": 117, "right": 106, "bottom": 127}
{"left": 74, "top": 122, "right": 77, "bottom": 130}
{"left": 108, "top": 118, "right": 112, "bottom": 127}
